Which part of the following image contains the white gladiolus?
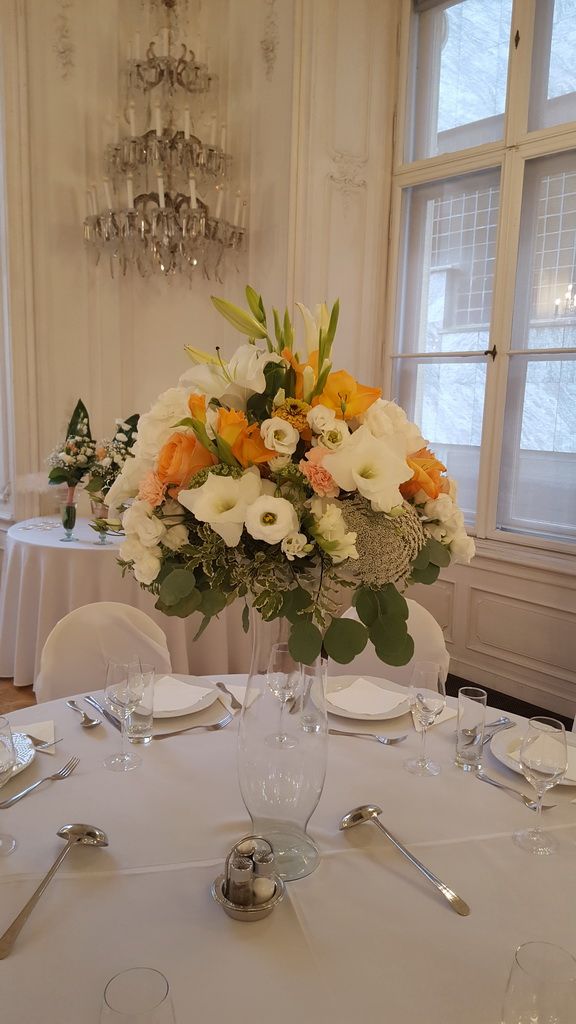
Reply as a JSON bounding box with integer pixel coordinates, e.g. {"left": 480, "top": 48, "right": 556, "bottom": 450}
{"left": 359, "top": 399, "right": 426, "bottom": 456}
{"left": 307, "top": 404, "right": 337, "bottom": 434}
{"left": 319, "top": 420, "right": 350, "bottom": 451}
{"left": 178, "top": 468, "right": 262, "bottom": 547}
{"left": 281, "top": 531, "right": 313, "bottom": 560}
{"left": 323, "top": 425, "right": 412, "bottom": 513}
{"left": 260, "top": 416, "right": 299, "bottom": 456}
{"left": 244, "top": 495, "right": 299, "bottom": 544}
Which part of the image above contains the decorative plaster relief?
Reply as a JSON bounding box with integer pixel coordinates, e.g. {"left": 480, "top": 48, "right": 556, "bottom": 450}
{"left": 328, "top": 150, "right": 367, "bottom": 211}
{"left": 54, "top": 0, "right": 75, "bottom": 79}
{"left": 260, "top": 0, "right": 279, "bottom": 81}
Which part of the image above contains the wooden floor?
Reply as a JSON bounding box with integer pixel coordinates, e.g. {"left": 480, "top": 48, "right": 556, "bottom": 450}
{"left": 0, "top": 679, "right": 36, "bottom": 714}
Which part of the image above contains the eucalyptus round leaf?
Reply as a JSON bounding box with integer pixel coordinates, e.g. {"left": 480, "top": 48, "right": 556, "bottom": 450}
{"left": 159, "top": 568, "right": 197, "bottom": 607}
{"left": 410, "top": 563, "right": 441, "bottom": 586}
{"left": 323, "top": 618, "right": 368, "bottom": 664}
{"left": 369, "top": 616, "right": 408, "bottom": 652}
{"left": 375, "top": 632, "right": 415, "bottom": 667}
{"left": 288, "top": 621, "right": 323, "bottom": 664}
{"left": 354, "top": 588, "right": 380, "bottom": 627}
{"left": 426, "top": 537, "right": 451, "bottom": 568}
{"left": 376, "top": 585, "right": 409, "bottom": 621}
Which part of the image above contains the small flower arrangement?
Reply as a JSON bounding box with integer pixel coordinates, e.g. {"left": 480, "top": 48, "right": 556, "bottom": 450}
{"left": 107, "top": 287, "right": 474, "bottom": 665}
{"left": 47, "top": 399, "right": 96, "bottom": 500}
{"left": 86, "top": 414, "right": 140, "bottom": 503}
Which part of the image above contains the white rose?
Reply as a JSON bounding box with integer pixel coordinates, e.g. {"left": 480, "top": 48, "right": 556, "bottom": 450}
{"left": 307, "top": 404, "right": 337, "bottom": 434}
{"left": 359, "top": 399, "right": 426, "bottom": 456}
{"left": 268, "top": 454, "right": 291, "bottom": 472}
{"left": 178, "top": 468, "right": 262, "bottom": 546}
{"left": 133, "top": 550, "right": 162, "bottom": 585}
{"left": 320, "top": 420, "right": 350, "bottom": 451}
{"left": 260, "top": 416, "right": 299, "bottom": 456}
{"left": 323, "top": 425, "right": 412, "bottom": 513}
{"left": 123, "top": 500, "right": 166, "bottom": 548}
{"left": 450, "top": 531, "right": 475, "bottom": 564}
{"left": 244, "top": 495, "right": 299, "bottom": 544}
{"left": 281, "top": 531, "right": 313, "bottom": 560}
{"left": 163, "top": 524, "right": 189, "bottom": 551}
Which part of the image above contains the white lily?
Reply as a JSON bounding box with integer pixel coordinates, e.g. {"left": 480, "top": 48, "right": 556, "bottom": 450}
{"left": 296, "top": 302, "right": 330, "bottom": 356}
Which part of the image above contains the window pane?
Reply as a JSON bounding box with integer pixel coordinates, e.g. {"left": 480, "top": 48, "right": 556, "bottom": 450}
{"left": 392, "top": 357, "right": 487, "bottom": 525}
{"left": 529, "top": 0, "right": 576, "bottom": 131}
{"left": 512, "top": 152, "right": 576, "bottom": 350}
{"left": 408, "top": 0, "right": 512, "bottom": 161}
{"left": 497, "top": 355, "right": 576, "bottom": 540}
{"left": 397, "top": 170, "right": 500, "bottom": 354}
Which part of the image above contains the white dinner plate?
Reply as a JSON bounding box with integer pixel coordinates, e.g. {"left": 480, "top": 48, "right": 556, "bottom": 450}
{"left": 325, "top": 675, "right": 411, "bottom": 721}
{"left": 0, "top": 733, "right": 35, "bottom": 789}
{"left": 153, "top": 675, "right": 219, "bottom": 719}
{"left": 490, "top": 725, "right": 576, "bottom": 787}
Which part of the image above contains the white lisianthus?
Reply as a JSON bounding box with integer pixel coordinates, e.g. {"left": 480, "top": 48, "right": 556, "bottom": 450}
{"left": 310, "top": 498, "right": 358, "bottom": 564}
{"left": 281, "top": 531, "right": 313, "bottom": 560}
{"left": 359, "top": 399, "right": 426, "bottom": 457}
{"left": 450, "top": 531, "right": 475, "bottom": 564}
{"left": 260, "top": 416, "right": 299, "bottom": 456}
{"left": 320, "top": 420, "right": 350, "bottom": 451}
{"left": 133, "top": 549, "right": 163, "bottom": 585}
{"left": 178, "top": 468, "right": 262, "bottom": 546}
{"left": 244, "top": 495, "right": 299, "bottom": 544}
{"left": 307, "top": 404, "right": 337, "bottom": 435}
{"left": 323, "top": 425, "right": 412, "bottom": 513}
{"left": 119, "top": 535, "right": 148, "bottom": 563}
{"left": 163, "top": 524, "right": 189, "bottom": 551}
{"left": 268, "top": 453, "right": 292, "bottom": 471}
{"left": 296, "top": 302, "right": 330, "bottom": 356}
{"left": 122, "top": 500, "right": 167, "bottom": 548}
{"left": 423, "top": 493, "right": 464, "bottom": 544}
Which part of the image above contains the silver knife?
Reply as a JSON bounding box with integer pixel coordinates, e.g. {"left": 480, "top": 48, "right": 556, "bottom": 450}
{"left": 85, "top": 696, "right": 122, "bottom": 732}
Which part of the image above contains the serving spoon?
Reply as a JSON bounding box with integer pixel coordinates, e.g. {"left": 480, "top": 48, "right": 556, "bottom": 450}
{"left": 66, "top": 699, "right": 101, "bottom": 728}
{"left": 0, "top": 823, "right": 108, "bottom": 958}
{"left": 340, "top": 804, "right": 470, "bottom": 916}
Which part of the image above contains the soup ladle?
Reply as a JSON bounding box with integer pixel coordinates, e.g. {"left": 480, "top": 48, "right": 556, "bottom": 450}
{"left": 0, "top": 823, "right": 108, "bottom": 958}
{"left": 339, "top": 804, "right": 470, "bottom": 916}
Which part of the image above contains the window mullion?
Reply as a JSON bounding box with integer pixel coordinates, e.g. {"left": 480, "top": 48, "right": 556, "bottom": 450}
{"left": 505, "top": 0, "right": 536, "bottom": 146}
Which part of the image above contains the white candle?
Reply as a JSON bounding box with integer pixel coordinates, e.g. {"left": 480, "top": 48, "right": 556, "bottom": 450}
{"left": 127, "top": 39, "right": 132, "bottom": 62}
{"left": 209, "top": 114, "right": 217, "bottom": 146}
{"left": 215, "top": 186, "right": 223, "bottom": 220}
{"left": 183, "top": 106, "right": 190, "bottom": 140}
{"left": 189, "top": 175, "right": 197, "bottom": 208}
{"left": 240, "top": 200, "right": 247, "bottom": 229}
{"left": 103, "top": 177, "right": 113, "bottom": 209}
{"left": 114, "top": 114, "right": 120, "bottom": 145}
{"left": 87, "top": 189, "right": 95, "bottom": 217}
{"left": 155, "top": 103, "right": 162, "bottom": 138}
{"left": 157, "top": 174, "right": 165, "bottom": 209}
{"left": 91, "top": 183, "right": 99, "bottom": 212}
{"left": 162, "top": 28, "right": 169, "bottom": 58}
{"left": 233, "top": 190, "right": 241, "bottom": 225}
{"left": 220, "top": 124, "right": 226, "bottom": 152}
{"left": 134, "top": 31, "right": 141, "bottom": 61}
{"left": 126, "top": 175, "right": 134, "bottom": 209}
{"left": 128, "top": 102, "right": 136, "bottom": 138}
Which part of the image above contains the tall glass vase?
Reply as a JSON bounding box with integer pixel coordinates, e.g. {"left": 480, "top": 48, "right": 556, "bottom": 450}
{"left": 237, "top": 612, "right": 327, "bottom": 881}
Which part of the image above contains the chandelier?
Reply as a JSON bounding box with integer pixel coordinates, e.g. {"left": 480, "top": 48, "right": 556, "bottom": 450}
{"left": 83, "top": 0, "right": 246, "bottom": 281}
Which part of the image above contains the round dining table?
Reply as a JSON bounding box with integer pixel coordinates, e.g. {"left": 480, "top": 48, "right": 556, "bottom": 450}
{"left": 1, "top": 677, "right": 575, "bottom": 1022}
{"left": 0, "top": 519, "right": 251, "bottom": 687}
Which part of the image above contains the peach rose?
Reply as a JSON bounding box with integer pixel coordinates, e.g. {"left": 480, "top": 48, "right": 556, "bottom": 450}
{"left": 157, "top": 432, "right": 216, "bottom": 495}
{"left": 300, "top": 446, "right": 339, "bottom": 498}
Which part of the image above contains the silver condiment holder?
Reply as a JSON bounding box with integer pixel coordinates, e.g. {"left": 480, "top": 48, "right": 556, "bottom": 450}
{"left": 211, "top": 834, "right": 285, "bottom": 922}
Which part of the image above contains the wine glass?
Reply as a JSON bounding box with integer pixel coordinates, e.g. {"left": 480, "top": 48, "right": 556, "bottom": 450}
{"left": 404, "top": 661, "right": 446, "bottom": 777}
{"left": 101, "top": 967, "right": 175, "bottom": 1022}
{"left": 0, "top": 718, "right": 17, "bottom": 855}
{"left": 513, "top": 716, "right": 567, "bottom": 855}
{"left": 265, "top": 642, "right": 301, "bottom": 749}
{"left": 501, "top": 941, "right": 576, "bottom": 1023}
{"left": 103, "top": 661, "right": 144, "bottom": 772}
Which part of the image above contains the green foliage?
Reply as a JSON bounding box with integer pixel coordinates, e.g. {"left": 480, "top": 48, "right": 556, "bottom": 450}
{"left": 159, "top": 568, "right": 197, "bottom": 607}
{"left": 211, "top": 296, "right": 269, "bottom": 339}
{"left": 323, "top": 617, "right": 368, "bottom": 663}
{"left": 353, "top": 587, "right": 379, "bottom": 627}
{"left": 245, "top": 285, "right": 267, "bottom": 325}
{"left": 289, "top": 620, "right": 323, "bottom": 664}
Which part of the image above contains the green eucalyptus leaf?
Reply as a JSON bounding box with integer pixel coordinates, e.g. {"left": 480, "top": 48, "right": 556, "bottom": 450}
{"left": 376, "top": 585, "right": 410, "bottom": 621}
{"left": 211, "top": 296, "right": 268, "bottom": 339}
{"left": 154, "top": 589, "right": 202, "bottom": 618}
{"left": 289, "top": 620, "right": 323, "bottom": 664}
{"left": 375, "top": 632, "right": 415, "bottom": 667}
{"left": 323, "top": 617, "right": 368, "bottom": 664}
{"left": 411, "top": 545, "right": 431, "bottom": 571}
{"left": 426, "top": 537, "right": 451, "bottom": 568}
{"left": 198, "top": 589, "right": 227, "bottom": 617}
{"left": 242, "top": 603, "right": 250, "bottom": 633}
{"left": 159, "top": 568, "right": 197, "bottom": 607}
{"left": 368, "top": 616, "right": 408, "bottom": 652}
{"left": 354, "top": 587, "right": 380, "bottom": 627}
{"left": 281, "top": 586, "right": 312, "bottom": 623}
{"left": 410, "top": 563, "right": 441, "bottom": 585}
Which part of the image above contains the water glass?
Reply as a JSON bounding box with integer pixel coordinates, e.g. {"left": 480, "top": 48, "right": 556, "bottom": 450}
{"left": 103, "top": 661, "right": 144, "bottom": 772}
{"left": 0, "top": 718, "right": 17, "bottom": 856}
{"left": 60, "top": 501, "right": 77, "bottom": 542}
{"left": 404, "top": 661, "right": 446, "bottom": 777}
{"left": 126, "top": 665, "right": 155, "bottom": 745}
{"left": 455, "top": 686, "right": 487, "bottom": 771}
{"left": 501, "top": 941, "right": 576, "bottom": 1023}
{"left": 513, "top": 716, "right": 567, "bottom": 855}
{"left": 101, "top": 967, "right": 175, "bottom": 1022}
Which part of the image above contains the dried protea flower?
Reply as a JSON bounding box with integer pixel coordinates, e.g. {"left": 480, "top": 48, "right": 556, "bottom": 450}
{"left": 340, "top": 496, "right": 424, "bottom": 586}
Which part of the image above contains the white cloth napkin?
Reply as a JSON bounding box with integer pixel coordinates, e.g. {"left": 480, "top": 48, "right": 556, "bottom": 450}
{"left": 326, "top": 678, "right": 408, "bottom": 715}
{"left": 20, "top": 720, "right": 56, "bottom": 754}
{"left": 507, "top": 735, "right": 576, "bottom": 784}
{"left": 153, "top": 676, "right": 213, "bottom": 715}
{"left": 413, "top": 706, "right": 457, "bottom": 732}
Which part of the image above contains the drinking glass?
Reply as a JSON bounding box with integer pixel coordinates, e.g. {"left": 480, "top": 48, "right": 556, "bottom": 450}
{"left": 266, "top": 643, "right": 301, "bottom": 749}
{"left": 101, "top": 967, "right": 175, "bottom": 1022}
{"left": 500, "top": 941, "right": 576, "bottom": 1023}
{"left": 126, "top": 665, "right": 155, "bottom": 745}
{"left": 455, "top": 686, "right": 487, "bottom": 771}
{"left": 0, "top": 718, "right": 17, "bottom": 855}
{"left": 60, "top": 501, "right": 77, "bottom": 542}
{"left": 103, "top": 661, "right": 144, "bottom": 772}
{"left": 404, "top": 661, "right": 446, "bottom": 776}
{"left": 513, "top": 716, "right": 567, "bottom": 855}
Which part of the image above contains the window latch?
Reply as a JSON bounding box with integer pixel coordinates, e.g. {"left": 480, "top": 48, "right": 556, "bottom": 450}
{"left": 484, "top": 345, "right": 497, "bottom": 361}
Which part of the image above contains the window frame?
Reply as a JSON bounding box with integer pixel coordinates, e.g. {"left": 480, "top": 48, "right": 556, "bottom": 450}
{"left": 385, "top": 0, "right": 576, "bottom": 557}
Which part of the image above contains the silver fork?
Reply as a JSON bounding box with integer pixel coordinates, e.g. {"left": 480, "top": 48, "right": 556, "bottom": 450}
{"left": 0, "top": 757, "right": 80, "bottom": 809}
{"left": 152, "top": 713, "right": 233, "bottom": 741}
{"left": 475, "top": 769, "right": 557, "bottom": 811}
{"left": 329, "top": 728, "right": 408, "bottom": 746}
{"left": 215, "top": 682, "right": 242, "bottom": 711}
{"left": 25, "top": 735, "right": 64, "bottom": 752}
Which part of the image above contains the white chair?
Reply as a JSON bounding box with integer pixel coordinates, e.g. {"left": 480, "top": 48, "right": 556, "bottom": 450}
{"left": 34, "top": 602, "right": 172, "bottom": 703}
{"left": 329, "top": 599, "right": 450, "bottom": 685}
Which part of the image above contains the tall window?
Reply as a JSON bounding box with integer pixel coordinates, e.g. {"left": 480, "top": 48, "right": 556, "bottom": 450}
{"left": 389, "top": 0, "right": 576, "bottom": 550}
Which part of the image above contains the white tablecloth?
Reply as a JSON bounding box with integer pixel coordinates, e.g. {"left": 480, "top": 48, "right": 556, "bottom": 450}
{"left": 1, "top": 679, "right": 575, "bottom": 1023}
{"left": 0, "top": 518, "right": 252, "bottom": 687}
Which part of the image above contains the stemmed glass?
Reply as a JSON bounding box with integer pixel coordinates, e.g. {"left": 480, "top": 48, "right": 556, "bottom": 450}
{"left": 103, "top": 661, "right": 144, "bottom": 772}
{"left": 265, "top": 642, "right": 301, "bottom": 749}
{"left": 101, "top": 967, "right": 175, "bottom": 1022}
{"left": 404, "top": 661, "right": 446, "bottom": 777}
{"left": 501, "top": 941, "right": 576, "bottom": 1023}
{"left": 0, "top": 717, "right": 17, "bottom": 855}
{"left": 513, "top": 716, "right": 567, "bottom": 855}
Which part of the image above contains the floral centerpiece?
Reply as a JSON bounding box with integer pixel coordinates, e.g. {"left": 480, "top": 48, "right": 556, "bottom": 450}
{"left": 107, "top": 287, "right": 474, "bottom": 666}
{"left": 47, "top": 399, "right": 96, "bottom": 503}
{"left": 86, "top": 413, "right": 140, "bottom": 505}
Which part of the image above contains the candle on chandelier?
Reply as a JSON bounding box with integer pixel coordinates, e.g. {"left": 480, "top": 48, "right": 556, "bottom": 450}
{"left": 209, "top": 115, "right": 217, "bottom": 146}
{"left": 189, "top": 175, "right": 197, "bottom": 208}
{"left": 103, "top": 177, "right": 113, "bottom": 210}
{"left": 184, "top": 106, "right": 191, "bottom": 140}
{"left": 240, "top": 200, "right": 247, "bottom": 229}
{"left": 86, "top": 189, "right": 95, "bottom": 217}
{"left": 155, "top": 103, "right": 162, "bottom": 139}
{"left": 91, "top": 183, "right": 99, "bottom": 212}
{"left": 157, "top": 174, "right": 166, "bottom": 209}
{"left": 220, "top": 124, "right": 227, "bottom": 152}
{"left": 233, "top": 190, "right": 241, "bottom": 225}
{"left": 126, "top": 175, "right": 134, "bottom": 210}
{"left": 128, "top": 102, "right": 136, "bottom": 138}
{"left": 134, "top": 31, "right": 141, "bottom": 62}
{"left": 215, "top": 185, "right": 224, "bottom": 220}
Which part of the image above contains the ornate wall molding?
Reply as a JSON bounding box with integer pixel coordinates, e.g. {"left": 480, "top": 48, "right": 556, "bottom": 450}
{"left": 328, "top": 149, "right": 368, "bottom": 194}
{"left": 260, "top": 0, "right": 279, "bottom": 81}
{"left": 53, "top": 0, "right": 75, "bottom": 79}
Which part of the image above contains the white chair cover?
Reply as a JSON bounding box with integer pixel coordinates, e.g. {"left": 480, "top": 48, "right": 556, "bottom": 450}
{"left": 34, "top": 602, "right": 172, "bottom": 703}
{"left": 329, "top": 599, "right": 450, "bottom": 685}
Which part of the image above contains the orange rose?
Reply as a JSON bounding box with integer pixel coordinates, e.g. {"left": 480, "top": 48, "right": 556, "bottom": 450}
{"left": 400, "top": 448, "right": 447, "bottom": 501}
{"left": 313, "top": 370, "right": 381, "bottom": 420}
{"left": 157, "top": 432, "right": 216, "bottom": 494}
{"left": 216, "top": 408, "right": 274, "bottom": 467}
{"left": 188, "top": 393, "right": 207, "bottom": 423}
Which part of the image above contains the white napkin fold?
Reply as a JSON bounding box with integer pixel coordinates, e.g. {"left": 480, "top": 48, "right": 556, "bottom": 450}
{"left": 20, "top": 720, "right": 56, "bottom": 754}
{"left": 507, "top": 736, "right": 576, "bottom": 784}
{"left": 326, "top": 677, "right": 408, "bottom": 715}
{"left": 413, "top": 706, "right": 457, "bottom": 732}
{"left": 153, "top": 676, "right": 213, "bottom": 715}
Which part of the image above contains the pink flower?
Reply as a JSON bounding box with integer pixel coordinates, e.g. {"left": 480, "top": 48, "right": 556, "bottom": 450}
{"left": 137, "top": 470, "right": 166, "bottom": 508}
{"left": 300, "top": 447, "right": 339, "bottom": 498}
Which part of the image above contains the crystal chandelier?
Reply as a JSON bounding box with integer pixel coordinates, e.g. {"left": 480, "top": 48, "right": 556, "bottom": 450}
{"left": 83, "top": 0, "right": 246, "bottom": 281}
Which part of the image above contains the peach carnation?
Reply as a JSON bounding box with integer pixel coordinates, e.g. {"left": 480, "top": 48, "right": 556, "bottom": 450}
{"left": 137, "top": 470, "right": 166, "bottom": 508}
{"left": 300, "top": 447, "right": 339, "bottom": 498}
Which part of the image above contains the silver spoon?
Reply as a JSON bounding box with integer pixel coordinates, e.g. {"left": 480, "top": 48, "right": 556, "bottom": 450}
{"left": 340, "top": 804, "right": 470, "bottom": 916}
{"left": 66, "top": 699, "right": 101, "bottom": 728}
{"left": 0, "top": 823, "right": 108, "bottom": 958}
